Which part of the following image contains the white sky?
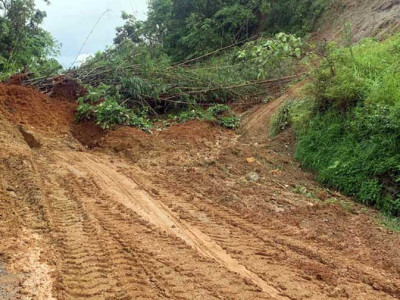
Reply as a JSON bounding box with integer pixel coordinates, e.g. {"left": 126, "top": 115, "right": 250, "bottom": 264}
{"left": 37, "top": 0, "right": 148, "bottom": 67}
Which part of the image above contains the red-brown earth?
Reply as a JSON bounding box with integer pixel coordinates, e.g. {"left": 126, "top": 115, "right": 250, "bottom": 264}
{"left": 0, "top": 81, "right": 399, "bottom": 299}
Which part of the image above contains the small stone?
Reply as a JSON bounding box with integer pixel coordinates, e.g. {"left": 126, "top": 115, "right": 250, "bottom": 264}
{"left": 269, "top": 169, "right": 282, "bottom": 176}
{"left": 372, "top": 282, "right": 381, "bottom": 291}
{"left": 8, "top": 191, "right": 17, "bottom": 198}
{"left": 316, "top": 190, "right": 328, "bottom": 201}
{"left": 246, "top": 157, "right": 256, "bottom": 163}
{"left": 6, "top": 186, "right": 14, "bottom": 192}
{"left": 246, "top": 172, "right": 260, "bottom": 182}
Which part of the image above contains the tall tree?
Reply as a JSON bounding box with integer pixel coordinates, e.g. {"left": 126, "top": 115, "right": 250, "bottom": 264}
{"left": 0, "top": 0, "right": 60, "bottom": 75}
{"left": 114, "top": 0, "right": 328, "bottom": 61}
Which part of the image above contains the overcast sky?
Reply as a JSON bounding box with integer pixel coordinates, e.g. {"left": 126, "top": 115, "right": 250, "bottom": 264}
{"left": 37, "top": 0, "right": 148, "bottom": 67}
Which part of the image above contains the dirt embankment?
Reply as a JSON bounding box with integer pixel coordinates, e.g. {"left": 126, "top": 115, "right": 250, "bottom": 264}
{"left": 316, "top": 0, "right": 400, "bottom": 42}
{"left": 1, "top": 82, "right": 400, "bottom": 299}
{"left": 0, "top": 84, "right": 76, "bottom": 135}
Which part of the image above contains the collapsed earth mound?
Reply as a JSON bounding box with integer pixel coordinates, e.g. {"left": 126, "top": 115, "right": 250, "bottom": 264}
{"left": 0, "top": 83, "right": 76, "bottom": 134}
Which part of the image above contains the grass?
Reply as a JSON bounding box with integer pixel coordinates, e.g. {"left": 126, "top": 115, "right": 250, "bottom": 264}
{"left": 271, "top": 34, "right": 400, "bottom": 216}
{"left": 379, "top": 215, "right": 400, "bottom": 233}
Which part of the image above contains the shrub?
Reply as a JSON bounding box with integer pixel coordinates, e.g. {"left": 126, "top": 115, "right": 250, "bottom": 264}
{"left": 76, "top": 85, "right": 152, "bottom": 130}
{"left": 237, "top": 33, "right": 304, "bottom": 79}
{"left": 174, "top": 104, "right": 240, "bottom": 129}
{"left": 269, "top": 96, "right": 317, "bottom": 137}
{"left": 273, "top": 34, "right": 400, "bottom": 216}
{"left": 218, "top": 115, "right": 241, "bottom": 129}
{"left": 269, "top": 100, "right": 294, "bottom": 137}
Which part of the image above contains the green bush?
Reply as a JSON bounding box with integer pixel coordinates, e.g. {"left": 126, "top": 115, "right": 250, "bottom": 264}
{"left": 218, "top": 115, "right": 241, "bottom": 129}
{"left": 77, "top": 86, "right": 240, "bottom": 130}
{"left": 173, "top": 104, "right": 240, "bottom": 129}
{"left": 269, "top": 96, "right": 317, "bottom": 137}
{"left": 76, "top": 85, "right": 152, "bottom": 130}
{"left": 292, "top": 35, "right": 400, "bottom": 216}
{"left": 269, "top": 100, "right": 294, "bottom": 137}
{"left": 237, "top": 33, "right": 304, "bottom": 79}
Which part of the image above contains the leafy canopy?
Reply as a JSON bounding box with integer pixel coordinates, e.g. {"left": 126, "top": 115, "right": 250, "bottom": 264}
{"left": 115, "top": 0, "right": 328, "bottom": 61}
{"left": 0, "top": 0, "right": 61, "bottom": 78}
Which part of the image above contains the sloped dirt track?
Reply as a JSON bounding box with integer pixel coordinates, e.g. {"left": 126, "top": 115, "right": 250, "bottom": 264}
{"left": 1, "top": 83, "right": 400, "bottom": 300}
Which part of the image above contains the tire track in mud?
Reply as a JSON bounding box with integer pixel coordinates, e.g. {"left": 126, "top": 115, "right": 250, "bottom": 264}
{"left": 116, "top": 162, "right": 400, "bottom": 299}
{"left": 41, "top": 172, "right": 129, "bottom": 299}
{"left": 34, "top": 149, "right": 400, "bottom": 300}
{"left": 139, "top": 178, "right": 400, "bottom": 300}
{"left": 55, "top": 151, "right": 283, "bottom": 299}
{"left": 37, "top": 151, "right": 271, "bottom": 299}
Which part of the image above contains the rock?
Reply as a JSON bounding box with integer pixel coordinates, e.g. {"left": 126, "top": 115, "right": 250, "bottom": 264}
{"left": 316, "top": 190, "right": 328, "bottom": 201}
{"left": 328, "top": 287, "right": 349, "bottom": 298}
{"left": 8, "top": 191, "right": 17, "bottom": 198}
{"left": 246, "top": 172, "right": 260, "bottom": 182}
{"left": 269, "top": 169, "right": 282, "bottom": 177}
{"left": 6, "top": 186, "right": 14, "bottom": 192}
{"left": 246, "top": 157, "right": 256, "bottom": 163}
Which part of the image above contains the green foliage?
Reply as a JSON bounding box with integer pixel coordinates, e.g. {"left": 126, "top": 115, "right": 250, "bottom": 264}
{"left": 76, "top": 85, "right": 152, "bottom": 130}
{"left": 218, "top": 115, "right": 241, "bottom": 129}
{"left": 380, "top": 214, "right": 400, "bottom": 232}
{"left": 269, "top": 100, "right": 294, "bottom": 137}
{"left": 266, "top": 0, "right": 331, "bottom": 36}
{"left": 75, "top": 41, "right": 268, "bottom": 115}
{"left": 174, "top": 104, "right": 240, "bottom": 129}
{"left": 75, "top": 102, "right": 93, "bottom": 121}
{"left": 176, "top": 109, "right": 211, "bottom": 123}
{"left": 115, "top": 0, "right": 329, "bottom": 61}
{"left": 73, "top": 0, "right": 319, "bottom": 131}
{"left": 76, "top": 83, "right": 240, "bottom": 130}
{"left": 237, "top": 33, "right": 304, "bottom": 78}
{"left": 292, "top": 34, "right": 400, "bottom": 216}
{"left": 0, "top": 0, "right": 61, "bottom": 78}
{"left": 207, "top": 104, "right": 231, "bottom": 116}
{"left": 270, "top": 96, "right": 317, "bottom": 137}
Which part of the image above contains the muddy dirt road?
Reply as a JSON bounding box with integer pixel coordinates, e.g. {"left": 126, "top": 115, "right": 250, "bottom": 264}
{"left": 1, "top": 84, "right": 400, "bottom": 299}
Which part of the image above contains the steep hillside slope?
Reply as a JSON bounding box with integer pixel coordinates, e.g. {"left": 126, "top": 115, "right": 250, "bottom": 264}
{"left": 316, "top": 0, "right": 400, "bottom": 41}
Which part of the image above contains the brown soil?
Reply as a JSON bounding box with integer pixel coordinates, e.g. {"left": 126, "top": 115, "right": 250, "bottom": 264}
{"left": 49, "top": 76, "right": 86, "bottom": 101}
{"left": 1, "top": 82, "right": 400, "bottom": 300}
{"left": 316, "top": 0, "right": 400, "bottom": 42}
{"left": 0, "top": 83, "right": 76, "bottom": 134}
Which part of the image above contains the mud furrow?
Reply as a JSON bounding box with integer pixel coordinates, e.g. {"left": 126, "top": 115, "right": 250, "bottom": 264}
{"left": 58, "top": 151, "right": 286, "bottom": 299}
{"left": 127, "top": 169, "right": 400, "bottom": 299}
{"left": 37, "top": 173, "right": 128, "bottom": 299}
{"left": 67, "top": 172, "right": 270, "bottom": 299}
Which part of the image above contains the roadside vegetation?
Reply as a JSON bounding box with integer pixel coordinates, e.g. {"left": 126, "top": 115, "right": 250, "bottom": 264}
{"left": 271, "top": 34, "right": 400, "bottom": 216}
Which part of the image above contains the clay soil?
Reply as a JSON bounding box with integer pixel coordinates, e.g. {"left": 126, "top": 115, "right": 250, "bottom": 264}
{"left": 1, "top": 82, "right": 400, "bottom": 300}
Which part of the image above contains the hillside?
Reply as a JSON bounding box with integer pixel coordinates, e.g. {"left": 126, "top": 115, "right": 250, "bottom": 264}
{"left": 1, "top": 0, "right": 400, "bottom": 299}
{"left": 316, "top": 0, "right": 400, "bottom": 41}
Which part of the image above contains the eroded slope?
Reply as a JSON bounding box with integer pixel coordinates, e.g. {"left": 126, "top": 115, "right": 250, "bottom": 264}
{"left": 0, "top": 83, "right": 400, "bottom": 299}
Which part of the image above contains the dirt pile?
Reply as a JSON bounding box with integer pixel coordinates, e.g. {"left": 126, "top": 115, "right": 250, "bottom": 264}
{"left": 0, "top": 83, "right": 76, "bottom": 134}
{"left": 49, "top": 76, "right": 86, "bottom": 101}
